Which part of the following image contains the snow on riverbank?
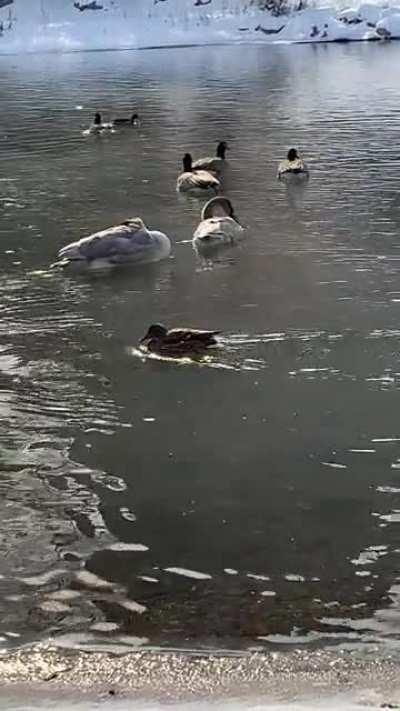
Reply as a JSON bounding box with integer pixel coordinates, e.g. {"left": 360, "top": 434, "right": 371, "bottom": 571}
{"left": 1, "top": 695, "right": 398, "bottom": 710}
{"left": 1, "top": 0, "right": 400, "bottom": 52}
{"left": 234, "top": 3, "right": 400, "bottom": 44}
{"left": 0, "top": 646, "right": 399, "bottom": 711}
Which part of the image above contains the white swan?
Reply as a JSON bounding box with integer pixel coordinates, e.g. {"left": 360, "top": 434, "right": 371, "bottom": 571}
{"left": 52, "top": 218, "right": 171, "bottom": 271}
{"left": 176, "top": 154, "right": 220, "bottom": 195}
{"left": 193, "top": 196, "right": 243, "bottom": 256}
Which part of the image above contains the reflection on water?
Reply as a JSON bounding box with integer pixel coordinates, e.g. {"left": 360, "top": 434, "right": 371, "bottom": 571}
{"left": 1, "top": 42, "right": 400, "bottom": 653}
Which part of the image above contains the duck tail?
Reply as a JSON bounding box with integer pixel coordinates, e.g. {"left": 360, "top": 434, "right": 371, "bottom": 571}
{"left": 207, "top": 330, "right": 221, "bottom": 344}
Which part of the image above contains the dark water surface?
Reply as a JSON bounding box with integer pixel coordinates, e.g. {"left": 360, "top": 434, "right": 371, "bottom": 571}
{"left": 1, "top": 41, "right": 400, "bottom": 654}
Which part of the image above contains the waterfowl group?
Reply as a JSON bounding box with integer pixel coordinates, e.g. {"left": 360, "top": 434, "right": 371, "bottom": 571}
{"left": 87, "top": 111, "right": 140, "bottom": 133}
{"left": 59, "top": 120, "right": 309, "bottom": 357}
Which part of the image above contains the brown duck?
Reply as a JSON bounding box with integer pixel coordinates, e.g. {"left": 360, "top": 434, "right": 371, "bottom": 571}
{"left": 140, "top": 323, "right": 220, "bottom": 356}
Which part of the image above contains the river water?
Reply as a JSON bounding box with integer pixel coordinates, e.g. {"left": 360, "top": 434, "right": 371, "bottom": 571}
{"left": 1, "top": 41, "right": 400, "bottom": 656}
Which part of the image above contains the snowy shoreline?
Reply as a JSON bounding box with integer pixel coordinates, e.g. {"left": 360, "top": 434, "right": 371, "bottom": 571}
{"left": 1, "top": 0, "right": 400, "bottom": 53}
{"left": 0, "top": 645, "right": 400, "bottom": 708}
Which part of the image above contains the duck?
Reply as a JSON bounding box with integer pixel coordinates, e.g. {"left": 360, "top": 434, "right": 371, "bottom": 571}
{"left": 52, "top": 218, "right": 171, "bottom": 271}
{"left": 277, "top": 148, "right": 309, "bottom": 180}
{"left": 112, "top": 113, "right": 140, "bottom": 127}
{"left": 192, "top": 141, "right": 229, "bottom": 174}
{"left": 193, "top": 196, "right": 244, "bottom": 255}
{"left": 140, "top": 323, "right": 220, "bottom": 356}
{"left": 176, "top": 154, "right": 220, "bottom": 195}
{"left": 86, "top": 112, "right": 114, "bottom": 134}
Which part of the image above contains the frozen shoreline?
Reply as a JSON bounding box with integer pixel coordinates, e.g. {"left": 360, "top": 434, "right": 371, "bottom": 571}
{"left": 0, "top": 646, "right": 399, "bottom": 708}
{"left": 2, "top": 693, "right": 400, "bottom": 711}
{"left": 1, "top": 0, "right": 400, "bottom": 53}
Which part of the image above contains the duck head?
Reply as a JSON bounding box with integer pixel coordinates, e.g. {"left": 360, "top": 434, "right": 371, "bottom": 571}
{"left": 183, "top": 153, "right": 193, "bottom": 172}
{"left": 93, "top": 112, "right": 102, "bottom": 125}
{"left": 140, "top": 323, "right": 168, "bottom": 343}
{"left": 287, "top": 147, "right": 299, "bottom": 162}
{"left": 131, "top": 113, "right": 139, "bottom": 124}
{"left": 216, "top": 141, "right": 229, "bottom": 159}
{"left": 120, "top": 217, "right": 146, "bottom": 231}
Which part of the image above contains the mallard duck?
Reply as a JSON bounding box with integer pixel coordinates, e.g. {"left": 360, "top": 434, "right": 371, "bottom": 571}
{"left": 192, "top": 141, "right": 229, "bottom": 174}
{"left": 52, "top": 218, "right": 171, "bottom": 271}
{"left": 112, "top": 113, "right": 140, "bottom": 127}
{"left": 277, "top": 148, "right": 309, "bottom": 180}
{"left": 193, "top": 196, "right": 244, "bottom": 255}
{"left": 140, "top": 324, "right": 220, "bottom": 356}
{"left": 176, "top": 154, "right": 220, "bottom": 195}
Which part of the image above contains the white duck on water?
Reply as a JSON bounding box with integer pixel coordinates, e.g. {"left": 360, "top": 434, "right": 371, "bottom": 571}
{"left": 193, "top": 196, "right": 244, "bottom": 256}
{"left": 176, "top": 153, "right": 220, "bottom": 195}
{"left": 52, "top": 218, "right": 171, "bottom": 271}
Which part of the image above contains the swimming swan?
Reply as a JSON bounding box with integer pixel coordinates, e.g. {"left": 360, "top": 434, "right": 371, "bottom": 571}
{"left": 192, "top": 141, "right": 229, "bottom": 174}
{"left": 52, "top": 218, "right": 171, "bottom": 270}
{"left": 277, "top": 148, "right": 309, "bottom": 181}
{"left": 193, "top": 196, "right": 244, "bottom": 255}
{"left": 176, "top": 154, "right": 220, "bottom": 195}
{"left": 140, "top": 323, "right": 220, "bottom": 356}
